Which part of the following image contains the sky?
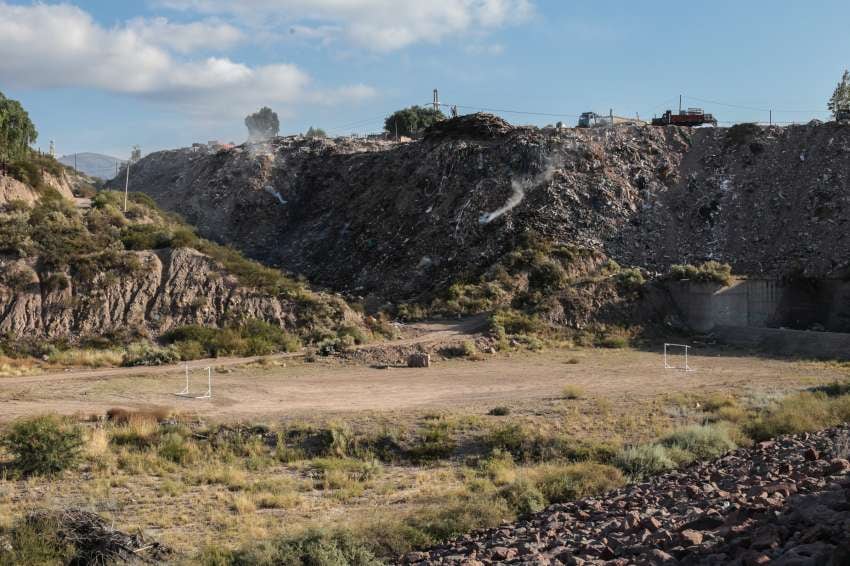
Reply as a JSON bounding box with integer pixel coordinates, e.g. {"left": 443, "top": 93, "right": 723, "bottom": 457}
{"left": 2, "top": 0, "right": 850, "bottom": 160}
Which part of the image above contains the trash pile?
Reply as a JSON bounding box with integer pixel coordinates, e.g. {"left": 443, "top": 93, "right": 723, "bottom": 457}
{"left": 118, "top": 116, "right": 850, "bottom": 305}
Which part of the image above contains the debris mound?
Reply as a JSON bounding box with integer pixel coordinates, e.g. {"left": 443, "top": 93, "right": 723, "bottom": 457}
{"left": 28, "top": 508, "right": 171, "bottom": 564}
{"left": 424, "top": 113, "right": 513, "bottom": 141}
{"left": 402, "top": 426, "right": 850, "bottom": 565}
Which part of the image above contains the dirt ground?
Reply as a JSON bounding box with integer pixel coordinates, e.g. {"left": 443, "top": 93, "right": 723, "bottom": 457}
{"left": 0, "top": 329, "right": 845, "bottom": 424}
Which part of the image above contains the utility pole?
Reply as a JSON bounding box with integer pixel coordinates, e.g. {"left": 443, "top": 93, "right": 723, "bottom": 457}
{"left": 433, "top": 89, "right": 440, "bottom": 112}
{"left": 123, "top": 160, "right": 130, "bottom": 213}
{"left": 679, "top": 94, "right": 683, "bottom": 114}
{"left": 769, "top": 109, "right": 772, "bottom": 125}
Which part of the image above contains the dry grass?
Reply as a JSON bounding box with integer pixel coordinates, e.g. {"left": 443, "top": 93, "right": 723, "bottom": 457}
{"left": 561, "top": 384, "right": 584, "bottom": 400}
{"left": 47, "top": 349, "right": 124, "bottom": 368}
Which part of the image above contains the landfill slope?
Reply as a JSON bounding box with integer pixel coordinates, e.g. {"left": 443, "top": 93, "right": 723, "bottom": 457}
{"left": 119, "top": 115, "right": 850, "bottom": 301}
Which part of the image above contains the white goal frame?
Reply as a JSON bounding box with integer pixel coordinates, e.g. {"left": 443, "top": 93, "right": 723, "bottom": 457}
{"left": 664, "top": 343, "right": 694, "bottom": 372}
{"left": 175, "top": 365, "right": 213, "bottom": 399}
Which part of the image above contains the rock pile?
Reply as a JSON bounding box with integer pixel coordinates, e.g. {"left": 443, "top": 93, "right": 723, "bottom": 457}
{"left": 403, "top": 426, "right": 850, "bottom": 565}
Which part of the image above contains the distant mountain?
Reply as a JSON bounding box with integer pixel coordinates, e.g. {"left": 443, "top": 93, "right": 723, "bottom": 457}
{"left": 58, "top": 152, "right": 123, "bottom": 180}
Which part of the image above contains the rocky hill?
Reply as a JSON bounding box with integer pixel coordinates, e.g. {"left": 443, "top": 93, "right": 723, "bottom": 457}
{"left": 0, "top": 187, "right": 359, "bottom": 343}
{"left": 115, "top": 115, "right": 850, "bottom": 308}
{"left": 405, "top": 425, "right": 850, "bottom": 565}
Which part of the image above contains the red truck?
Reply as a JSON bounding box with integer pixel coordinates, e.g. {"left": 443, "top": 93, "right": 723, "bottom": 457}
{"left": 652, "top": 108, "right": 717, "bottom": 127}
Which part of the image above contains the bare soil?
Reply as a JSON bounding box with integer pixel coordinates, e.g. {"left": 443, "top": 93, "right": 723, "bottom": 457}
{"left": 0, "top": 319, "right": 843, "bottom": 424}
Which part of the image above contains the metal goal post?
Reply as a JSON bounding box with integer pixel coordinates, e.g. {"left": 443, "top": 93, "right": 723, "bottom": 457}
{"left": 664, "top": 343, "right": 694, "bottom": 371}
{"left": 175, "top": 365, "right": 213, "bottom": 399}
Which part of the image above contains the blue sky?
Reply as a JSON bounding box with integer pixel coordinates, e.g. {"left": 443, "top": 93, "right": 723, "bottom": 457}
{"left": 1, "top": 0, "right": 849, "bottom": 159}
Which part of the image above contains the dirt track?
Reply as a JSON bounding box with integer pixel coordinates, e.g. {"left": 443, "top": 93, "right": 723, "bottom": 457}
{"left": 0, "top": 326, "right": 844, "bottom": 423}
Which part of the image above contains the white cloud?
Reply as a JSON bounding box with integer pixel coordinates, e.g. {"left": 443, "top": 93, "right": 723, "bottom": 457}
{"left": 0, "top": 2, "right": 374, "bottom": 118}
{"left": 126, "top": 17, "right": 244, "bottom": 54}
{"left": 158, "top": 0, "right": 534, "bottom": 51}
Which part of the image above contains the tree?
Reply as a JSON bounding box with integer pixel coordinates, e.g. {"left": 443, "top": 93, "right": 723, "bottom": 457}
{"left": 0, "top": 91, "right": 38, "bottom": 163}
{"left": 384, "top": 105, "right": 446, "bottom": 138}
{"left": 245, "top": 107, "right": 280, "bottom": 142}
{"left": 305, "top": 126, "right": 327, "bottom": 139}
{"left": 828, "top": 70, "right": 850, "bottom": 119}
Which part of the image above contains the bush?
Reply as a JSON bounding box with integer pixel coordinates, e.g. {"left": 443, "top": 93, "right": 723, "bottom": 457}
{"left": 532, "top": 462, "right": 624, "bottom": 503}
{"left": 122, "top": 342, "right": 180, "bottom": 366}
{"left": 659, "top": 424, "right": 737, "bottom": 460}
{"left": 406, "top": 421, "right": 456, "bottom": 463}
{"left": 500, "top": 478, "right": 546, "bottom": 515}
{"left": 488, "top": 406, "right": 511, "bottom": 416}
{"left": 0, "top": 514, "right": 75, "bottom": 564}
{"left": 1, "top": 415, "right": 84, "bottom": 476}
{"left": 746, "top": 391, "right": 837, "bottom": 441}
{"left": 209, "top": 529, "right": 382, "bottom": 566}
{"left": 615, "top": 268, "right": 645, "bottom": 292}
{"left": 161, "top": 321, "right": 301, "bottom": 359}
{"left": 667, "top": 261, "right": 733, "bottom": 285}
{"left": 615, "top": 444, "right": 676, "bottom": 478}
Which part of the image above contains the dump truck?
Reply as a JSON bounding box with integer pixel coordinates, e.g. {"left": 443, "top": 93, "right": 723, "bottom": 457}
{"left": 652, "top": 108, "right": 717, "bottom": 127}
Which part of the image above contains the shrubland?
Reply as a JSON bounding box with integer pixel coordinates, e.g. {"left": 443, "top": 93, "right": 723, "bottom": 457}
{"left": 2, "top": 381, "right": 848, "bottom": 563}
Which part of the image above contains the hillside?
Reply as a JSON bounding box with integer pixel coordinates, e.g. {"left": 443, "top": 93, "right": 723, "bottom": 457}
{"left": 58, "top": 152, "right": 122, "bottom": 180}
{"left": 0, "top": 185, "right": 363, "bottom": 350}
{"left": 116, "top": 115, "right": 850, "bottom": 310}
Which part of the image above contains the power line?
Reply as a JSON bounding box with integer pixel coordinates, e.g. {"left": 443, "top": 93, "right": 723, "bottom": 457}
{"left": 436, "top": 102, "right": 582, "bottom": 119}
{"left": 685, "top": 94, "right": 830, "bottom": 114}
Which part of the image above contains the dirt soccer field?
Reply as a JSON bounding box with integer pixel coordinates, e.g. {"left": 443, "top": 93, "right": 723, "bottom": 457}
{"left": 0, "top": 340, "right": 845, "bottom": 425}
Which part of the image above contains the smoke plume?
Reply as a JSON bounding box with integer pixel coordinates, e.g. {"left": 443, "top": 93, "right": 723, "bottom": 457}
{"left": 479, "top": 158, "right": 559, "bottom": 225}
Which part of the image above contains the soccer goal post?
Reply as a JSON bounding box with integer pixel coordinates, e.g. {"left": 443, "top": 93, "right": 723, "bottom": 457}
{"left": 175, "top": 365, "right": 213, "bottom": 399}
{"left": 664, "top": 343, "right": 694, "bottom": 371}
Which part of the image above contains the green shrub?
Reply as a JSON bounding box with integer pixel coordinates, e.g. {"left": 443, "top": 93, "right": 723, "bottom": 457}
{"left": 499, "top": 478, "right": 546, "bottom": 515}
{"left": 1, "top": 415, "right": 84, "bottom": 476}
{"left": 659, "top": 423, "right": 737, "bottom": 460}
{"left": 122, "top": 342, "right": 180, "bottom": 366}
{"left": 0, "top": 514, "right": 76, "bottom": 564}
{"left": 746, "top": 391, "right": 836, "bottom": 441}
{"left": 615, "top": 268, "right": 645, "bottom": 292}
{"left": 667, "top": 261, "right": 732, "bottom": 285}
{"left": 120, "top": 224, "right": 173, "bottom": 250}
{"left": 158, "top": 432, "right": 196, "bottom": 465}
{"left": 615, "top": 444, "right": 676, "bottom": 478}
{"left": 208, "top": 529, "right": 382, "bottom": 566}
{"left": 406, "top": 421, "right": 456, "bottom": 463}
{"left": 488, "top": 406, "right": 511, "bottom": 416}
{"left": 490, "top": 309, "right": 541, "bottom": 335}
{"left": 532, "top": 462, "right": 624, "bottom": 503}
{"left": 405, "top": 497, "right": 509, "bottom": 542}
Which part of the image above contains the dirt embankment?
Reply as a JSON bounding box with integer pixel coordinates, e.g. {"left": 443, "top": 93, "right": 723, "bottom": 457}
{"left": 120, "top": 116, "right": 850, "bottom": 304}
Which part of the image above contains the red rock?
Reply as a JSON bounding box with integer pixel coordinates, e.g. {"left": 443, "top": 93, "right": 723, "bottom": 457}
{"left": 680, "top": 529, "right": 704, "bottom": 546}
{"left": 828, "top": 458, "right": 850, "bottom": 474}
{"left": 642, "top": 516, "right": 662, "bottom": 531}
{"left": 805, "top": 447, "right": 821, "bottom": 461}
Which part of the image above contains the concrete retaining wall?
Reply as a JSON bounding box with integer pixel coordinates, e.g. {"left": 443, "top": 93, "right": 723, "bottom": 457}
{"left": 668, "top": 278, "right": 850, "bottom": 358}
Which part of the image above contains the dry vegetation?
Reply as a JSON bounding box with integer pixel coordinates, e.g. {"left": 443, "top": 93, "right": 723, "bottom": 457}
{"left": 2, "top": 353, "right": 849, "bottom": 564}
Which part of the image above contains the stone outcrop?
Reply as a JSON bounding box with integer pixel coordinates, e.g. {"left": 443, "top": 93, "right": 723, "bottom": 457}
{"left": 404, "top": 426, "right": 850, "bottom": 565}
{"left": 0, "top": 247, "right": 308, "bottom": 339}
